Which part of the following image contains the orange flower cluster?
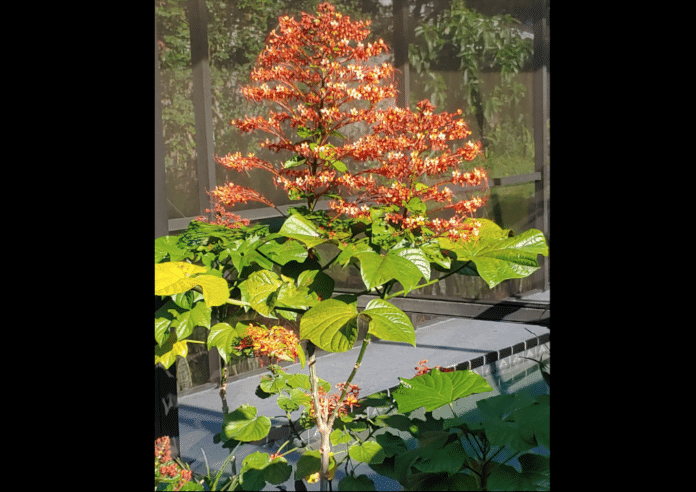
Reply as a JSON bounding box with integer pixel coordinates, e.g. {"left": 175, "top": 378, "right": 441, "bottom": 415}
{"left": 202, "top": 2, "right": 488, "bottom": 242}
{"left": 154, "top": 436, "right": 193, "bottom": 491}
{"left": 309, "top": 382, "right": 361, "bottom": 421}
{"left": 414, "top": 359, "right": 455, "bottom": 376}
{"left": 235, "top": 324, "right": 300, "bottom": 366}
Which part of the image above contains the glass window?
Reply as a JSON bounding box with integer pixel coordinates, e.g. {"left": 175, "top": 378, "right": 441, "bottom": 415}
{"left": 156, "top": 0, "right": 200, "bottom": 220}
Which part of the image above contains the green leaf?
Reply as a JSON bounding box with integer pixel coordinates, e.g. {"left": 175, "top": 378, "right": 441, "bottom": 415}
{"left": 155, "top": 331, "right": 188, "bottom": 369}
{"left": 171, "top": 301, "right": 211, "bottom": 341}
{"left": 223, "top": 404, "right": 271, "bottom": 442}
{"left": 154, "top": 262, "right": 229, "bottom": 307}
{"left": 277, "top": 388, "right": 312, "bottom": 413}
{"left": 393, "top": 369, "right": 493, "bottom": 413}
{"left": 278, "top": 214, "right": 327, "bottom": 248}
{"left": 155, "top": 236, "right": 191, "bottom": 263}
{"left": 258, "top": 237, "right": 308, "bottom": 266}
{"left": 299, "top": 295, "right": 359, "bottom": 352}
{"left": 238, "top": 270, "right": 283, "bottom": 317}
{"left": 362, "top": 299, "right": 416, "bottom": 346}
{"left": 240, "top": 451, "right": 292, "bottom": 487}
{"left": 348, "top": 441, "right": 385, "bottom": 464}
{"left": 375, "top": 432, "right": 408, "bottom": 457}
{"left": 295, "top": 450, "right": 336, "bottom": 481}
{"left": 330, "top": 428, "right": 353, "bottom": 445}
{"left": 413, "top": 440, "right": 467, "bottom": 475}
{"left": 338, "top": 475, "right": 376, "bottom": 491}
{"left": 207, "top": 322, "right": 242, "bottom": 364}
{"left": 357, "top": 249, "right": 425, "bottom": 294}
{"left": 486, "top": 463, "right": 528, "bottom": 491}
{"left": 284, "top": 155, "right": 306, "bottom": 169}
{"left": 441, "top": 220, "right": 549, "bottom": 288}
{"left": 330, "top": 159, "right": 347, "bottom": 172}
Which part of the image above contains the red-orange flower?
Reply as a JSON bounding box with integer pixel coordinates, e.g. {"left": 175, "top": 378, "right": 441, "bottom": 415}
{"left": 236, "top": 324, "right": 300, "bottom": 366}
{"left": 414, "top": 359, "right": 455, "bottom": 376}
{"left": 308, "top": 382, "right": 361, "bottom": 421}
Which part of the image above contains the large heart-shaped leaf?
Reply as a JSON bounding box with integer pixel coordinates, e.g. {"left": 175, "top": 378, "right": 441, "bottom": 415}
{"left": 278, "top": 214, "right": 327, "bottom": 248}
{"left": 154, "top": 331, "right": 188, "bottom": 369}
{"left": 438, "top": 220, "right": 548, "bottom": 288}
{"left": 207, "top": 322, "right": 245, "bottom": 364}
{"left": 223, "top": 404, "right": 271, "bottom": 442}
{"left": 299, "top": 295, "right": 359, "bottom": 352}
{"left": 356, "top": 250, "right": 425, "bottom": 294}
{"left": 362, "top": 299, "right": 415, "bottom": 346}
{"left": 238, "top": 270, "right": 284, "bottom": 316}
{"left": 393, "top": 368, "right": 493, "bottom": 413}
{"left": 155, "top": 262, "right": 229, "bottom": 307}
{"left": 348, "top": 441, "right": 385, "bottom": 464}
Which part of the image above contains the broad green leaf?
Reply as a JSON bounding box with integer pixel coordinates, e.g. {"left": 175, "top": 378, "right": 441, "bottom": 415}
{"left": 393, "top": 247, "right": 431, "bottom": 281}
{"left": 413, "top": 440, "right": 467, "bottom": 475}
{"left": 486, "top": 463, "right": 529, "bottom": 491}
{"left": 295, "top": 450, "right": 337, "bottom": 481}
{"left": 348, "top": 441, "right": 385, "bottom": 464}
{"left": 223, "top": 404, "right": 271, "bottom": 442}
{"left": 278, "top": 214, "right": 327, "bottom": 248}
{"left": 155, "top": 236, "right": 191, "bottom": 263}
{"left": 238, "top": 270, "right": 283, "bottom": 317}
{"left": 257, "top": 237, "right": 308, "bottom": 265}
{"left": 277, "top": 388, "right": 312, "bottom": 413}
{"left": 155, "top": 262, "right": 206, "bottom": 294}
{"left": 362, "top": 299, "right": 416, "bottom": 346}
{"left": 439, "top": 221, "right": 548, "bottom": 288}
{"left": 375, "top": 432, "right": 408, "bottom": 457}
{"left": 357, "top": 250, "right": 425, "bottom": 294}
{"left": 330, "top": 428, "right": 353, "bottom": 445}
{"left": 240, "top": 452, "right": 292, "bottom": 486}
{"left": 393, "top": 368, "right": 493, "bottom": 413}
{"left": 171, "top": 301, "right": 211, "bottom": 341}
{"left": 299, "top": 295, "right": 359, "bottom": 352}
{"left": 474, "top": 394, "right": 540, "bottom": 452}
{"left": 154, "top": 300, "right": 177, "bottom": 346}
{"left": 338, "top": 475, "right": 376, "bottom": 491}
{"left": 285, "top": 373, "right": 331, "bottom": 392}
{"left": 207, "top": 322, "right": 242, "bottom": 364}
{"left": 154, "top": 331, "right": 188, "bottom": 369}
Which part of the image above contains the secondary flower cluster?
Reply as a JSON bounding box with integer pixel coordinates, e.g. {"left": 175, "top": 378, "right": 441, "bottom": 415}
{"left": 235, "top": 324, "right": 300, "bottom": 366}
{"left": 308, "top": 382, "right": 361, "bottom": 422}
{"left": 154, "top": 436, "right": 193, "bottom": 491}
{"left": 414, "top": 359, "right": 455, "bottom": 376}
{"left": 202, "top": 2, "right": 488, "bottom": 242}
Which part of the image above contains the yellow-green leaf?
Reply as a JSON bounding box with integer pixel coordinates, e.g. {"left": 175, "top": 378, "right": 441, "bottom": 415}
{"left": 154, "top": 262, "right": 228, "bottom": 307}
{"left": 154, "top": 331, "right": 188, "bottom": 369}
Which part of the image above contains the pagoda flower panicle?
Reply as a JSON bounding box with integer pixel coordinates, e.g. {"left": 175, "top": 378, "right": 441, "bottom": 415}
{"left": 154, "top": 436, "right": 193, "bottom": 491}
{"left": 307, "top": 382, "right": 361, "bottom": 422}
{"left": 235, "top": 324, "right": 300, "bottom": 366}
{"left": 199, "top": 1, "right": 488, "bottom": 244}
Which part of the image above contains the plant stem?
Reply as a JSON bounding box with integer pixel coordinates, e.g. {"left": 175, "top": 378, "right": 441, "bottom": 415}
{"left": 305, "top": 342, "right": 331, "bottom": 491}
{"left": 328, "top": 333, "right": 372, "bottom": 427}
{"left": 219, "top": 363, "right": 228, "bottom": 415}
{"left": 384, "top": 260, "right": 474, "bottom": 300}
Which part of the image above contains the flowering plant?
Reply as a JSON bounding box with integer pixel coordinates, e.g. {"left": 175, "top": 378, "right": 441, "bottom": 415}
{"left": 155, "top": 436, "right": 198, "bottom": 491}
{"left": 155, "top": 3, "right": 547, "bottom": 489}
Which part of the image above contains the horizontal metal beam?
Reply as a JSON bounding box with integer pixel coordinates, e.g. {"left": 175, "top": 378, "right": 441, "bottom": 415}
{"left": 355, "top": 292, "right": 549, "bottom": 325}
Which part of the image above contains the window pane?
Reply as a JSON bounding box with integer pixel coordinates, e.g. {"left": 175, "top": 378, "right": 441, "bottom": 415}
{"left": 156, "top": 0, "right": 201, "bottom": 220}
